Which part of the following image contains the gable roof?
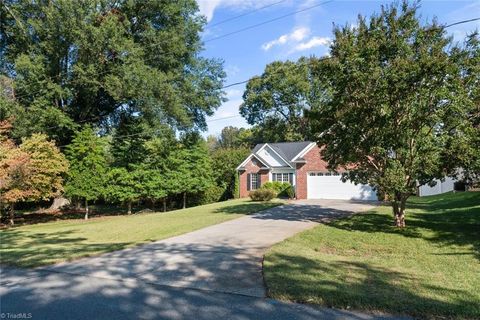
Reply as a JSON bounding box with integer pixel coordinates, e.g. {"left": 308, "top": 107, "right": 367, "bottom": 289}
{"left": 252, "top": 141, "right": 313, "bottom": 162}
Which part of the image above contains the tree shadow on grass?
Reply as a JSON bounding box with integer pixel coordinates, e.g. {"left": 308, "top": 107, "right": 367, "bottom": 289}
{"left": 0, "top": 229, "right": 131, "bottom": 268}
{"left": 265, "top": 253, "right": 480, "bottom": 319}
{"left": 213, "top": 201, "right": 283, "bottom": 215}
{"left": 327, "top": 192, "right": 480, "bottom": 259}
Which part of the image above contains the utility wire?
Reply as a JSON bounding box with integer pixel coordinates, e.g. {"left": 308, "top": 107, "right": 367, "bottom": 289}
{"left": 204, "top": 0, "right": 334, "bottom": 43}
{"left": 208, "top": 0, "right": 288, "bottom": 27}
{"left": 445, "top": 17, "right": 480, "bottom": 28}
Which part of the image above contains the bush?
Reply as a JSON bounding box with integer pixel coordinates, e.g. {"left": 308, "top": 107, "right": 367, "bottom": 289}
{"left": 249, "top": 189, "right": 276, "bottom": 201}
{"left": 283, "top": 184, "right": 295, "bottom": 199}
{"left": 198, "top": 185, "right": 227, "bottom": 205}
{"left": 262, "top": 181, "right": 295, "bottom": 199}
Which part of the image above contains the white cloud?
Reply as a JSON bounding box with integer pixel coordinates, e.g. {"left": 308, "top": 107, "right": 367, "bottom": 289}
{"left": 225, "top": 88, "right": 243, "bottom": 99}
{"left": 196, "top": 0, "right": 283, "bottom": 22}
{"left": 262, "top": 27, "right": 310, "bottom": 51}
{"left": 292, "top": 36, "right": 331, "bottom": 52}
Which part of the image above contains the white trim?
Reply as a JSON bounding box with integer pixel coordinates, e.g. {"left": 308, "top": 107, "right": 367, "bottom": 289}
{"left": 236, "top": 154, "right": 270, "bottom": 170}
{"left": 292, "top": 142, "right": 316, "bottom": 162}
{"left": 259, "top": 143, "right": 293, "bottom": 168}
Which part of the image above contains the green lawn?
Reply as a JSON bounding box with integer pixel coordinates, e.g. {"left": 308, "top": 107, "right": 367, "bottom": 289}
{"left": 0, "top": 199, "right": 282, "bottom": 267}
{"left": 264, "top": 192, "right": 480, "bottom": 319}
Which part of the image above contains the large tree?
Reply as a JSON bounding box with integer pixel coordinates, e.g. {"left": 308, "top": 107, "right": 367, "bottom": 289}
{"left": 307, "top": 2, "right": 478, "bottom": 227}
{"left": 240, "top": 58, "right": 314, "bottom": 142}
{"left": 1, "top": 0, "right": 225, "bottom": 143}
{"left": 64, "top": 127, "right": 108, "bottom": 219}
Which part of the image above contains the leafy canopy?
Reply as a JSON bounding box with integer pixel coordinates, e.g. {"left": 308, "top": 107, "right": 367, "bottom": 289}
{"left": 1, "top": 0, "right": 226, "bottom": 142}
{"left": 306, "top": 1, "right": 479, "bottom": 226}
{"left": 64, "top": 127, "right": 107, "bottom": 202}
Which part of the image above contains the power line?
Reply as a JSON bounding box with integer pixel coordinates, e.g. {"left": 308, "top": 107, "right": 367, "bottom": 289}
{"left": 204, "top": 0, "right": 334, "bottom": 43}
{"left": 208, "top": 0, "right": 288, "bottom": 27}
{"left": 445, "top": 17, "right": 480, "bottom": 28}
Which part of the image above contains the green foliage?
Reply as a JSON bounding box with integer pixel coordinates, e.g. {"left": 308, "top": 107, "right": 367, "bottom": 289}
{"left": 1, "top": 0, "right": 226, "bottom": 142}
{"left": 166, "top": 139, "right": 214, "bottom": 201}
{"left": 197, "top": 185, "right": 226, "bottom": 205}
{"left": 306, "top": 2, "right": 478, "bottom": 225}
{"left": 110, "top": 113, "right": 151, "bottom": 169}
{"left": 249, "top": 189, "right": 276, "bottom": 201}
{"left": 64, "top": 127, "right": 107, "bottom": 203}
{"left": 262, "top": 182, "right": 295, "bottom": 199}
{"left": 210, "top": 146, "right": 250, "bottom": 199}
{"left": 240, "top": 58, "right": 314, "bottom": 142}
{"left": 104, "top": 167, "right": 143, "bottom": 213}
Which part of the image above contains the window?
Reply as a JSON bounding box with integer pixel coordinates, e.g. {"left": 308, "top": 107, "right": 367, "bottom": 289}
{"left": 317, "top": 172, "right": 324, "bottom": 176}
{"left": 324, "top": 172, "right": 332, "bottom": 176}
{"left": 273, "top": 173, "right": 293, "bottom": 184}
{"left": 250, "top": 173, "right": 259, "bottom": 190}
{"left": 309, "top": 173, "right": 316, "bottom": 176}
{"left": 333, "top": 172, "right": 340, "bottom": 176}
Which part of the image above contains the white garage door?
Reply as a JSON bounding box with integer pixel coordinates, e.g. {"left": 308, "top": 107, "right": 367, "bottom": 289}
{"left": 307, "top": 172, "right": 377, "bottom": 200}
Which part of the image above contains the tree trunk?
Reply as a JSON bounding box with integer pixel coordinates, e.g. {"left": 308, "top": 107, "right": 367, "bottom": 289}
{"left": 163, "top": 198, "right": 167, "bottom": 212}
{"left": 392, "top": 194, "right": 407, "bottom": 227}
{"left": 84, "top": 199, "right": 89, "bottom": 220}
{"left": 183, "top": 192, "right": 186, "bottom": 209}
{"left": 127, "top": 201, "right": 132, "bottom": 215}
{"left": 9, "top": 203, "right": 14, "bottom": 226}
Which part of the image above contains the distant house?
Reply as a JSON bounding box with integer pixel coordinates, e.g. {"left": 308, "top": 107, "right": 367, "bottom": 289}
{"left": 237, "top": 142, "right": 459, "bottom": 200}
{"left": 236, "top": 142, "right": 377, "bottom": 200}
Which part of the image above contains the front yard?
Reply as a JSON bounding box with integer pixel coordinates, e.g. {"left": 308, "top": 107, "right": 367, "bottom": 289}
{"left": 0, "top": 199, "right": 282, "bottom": 267}
{"left": 264, "top": 192, "right": 480, "bottom": 319}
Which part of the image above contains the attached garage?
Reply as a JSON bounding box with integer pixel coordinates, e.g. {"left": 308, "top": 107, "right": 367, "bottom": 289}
{"left": 306, "top": 172, "right": 377, "bottom": 200}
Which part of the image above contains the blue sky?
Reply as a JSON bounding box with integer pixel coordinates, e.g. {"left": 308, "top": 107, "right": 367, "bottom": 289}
{"left": 196, "top": 0, "right": 480, "bottom": 137}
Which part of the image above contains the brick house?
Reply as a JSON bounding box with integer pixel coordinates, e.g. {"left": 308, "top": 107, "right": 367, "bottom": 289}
{"left": 236, "top": 141, "right": 378, "bottom": 200}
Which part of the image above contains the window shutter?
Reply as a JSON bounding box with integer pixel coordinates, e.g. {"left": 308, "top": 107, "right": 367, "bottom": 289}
{"left": 258, "top": 173, "right": 262, "bottom": 187}
{"left": 289, "top": 173, "right": 293, "bottom": 185}
{"left": 247, "top": 174, "right": 251, "bottom": 191}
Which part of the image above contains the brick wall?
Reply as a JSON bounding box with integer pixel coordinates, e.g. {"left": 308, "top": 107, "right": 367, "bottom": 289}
{"left": 239, "top": 157, "right": 270, "bottom": 198}
{"left": 295, "top": 145, "right": 330, "bottom": 199}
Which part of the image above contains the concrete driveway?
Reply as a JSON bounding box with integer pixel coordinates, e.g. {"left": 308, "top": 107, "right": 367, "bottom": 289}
{"left": 1, "top": 200, "right": 404, "bottom": 320}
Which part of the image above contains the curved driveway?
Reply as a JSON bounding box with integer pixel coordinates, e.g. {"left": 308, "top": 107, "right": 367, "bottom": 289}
{"left": 1, "top": 200, "right": 407, "bottom": 319}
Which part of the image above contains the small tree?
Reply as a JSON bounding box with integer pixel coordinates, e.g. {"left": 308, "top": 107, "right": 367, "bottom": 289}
{"left": 0, "top": 127, "right": 68, "bottom": 225}
{"left": 105, "top": 167, "right": 143, "bottom": 214}
{"left": 211, "top": 147, "right": 250, "bottom": 199}
{"left": 307, "top": 2, "right": 478, "bottom": 227}
{"left": 65, "top": 127, "right": 107, "bottom": 219}
{"left": 167, "top": 141, "right": 213, "bottom": 209}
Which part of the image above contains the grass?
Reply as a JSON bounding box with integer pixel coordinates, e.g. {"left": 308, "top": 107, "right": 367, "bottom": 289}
{"left": 0, "top": 199, "right": 282, "bottom": 267}
{"left": 264, "top": 192, "right": 480, "bottom": 319}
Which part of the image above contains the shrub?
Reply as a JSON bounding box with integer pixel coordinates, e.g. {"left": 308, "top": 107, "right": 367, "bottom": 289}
{"left": 249, "top": 189, "right": 276, "bottom": 201}
{"left": 283, "top": 184, "right": 295, "bottom": 199}
{"left": 198, "top": 185, "right": 227, "bottom": 205}
{"left": 262, "top": 181, "right": 295, "bottom": 199}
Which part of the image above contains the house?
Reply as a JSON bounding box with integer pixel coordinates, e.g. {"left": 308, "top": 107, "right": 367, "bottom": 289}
{"left": 236, "top": 141, "right": 378, "bottom": 200}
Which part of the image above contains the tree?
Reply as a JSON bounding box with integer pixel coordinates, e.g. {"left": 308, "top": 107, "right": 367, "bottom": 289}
{"left": 167, "top": 140, "right": 213, "bottom": 209}
{"left": 0, "top": 125, "right": 68, "bottom": 225}
{"left": 307, "top": 2, "right": 477, "bottom": 227}
{"left": 105, "top": 167, "right": 142, "bottom": 214}
{"left": 240, "top": 58, "right": 313, "bottom": 142}
{"left": 211, "top": 147, "right": 250, "bottom": 199}
{"left": 1, "top": 0, "right": 226, "bottom": 143}
{"left": 65, "top": 127, "right": 107, "bottom": 219}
